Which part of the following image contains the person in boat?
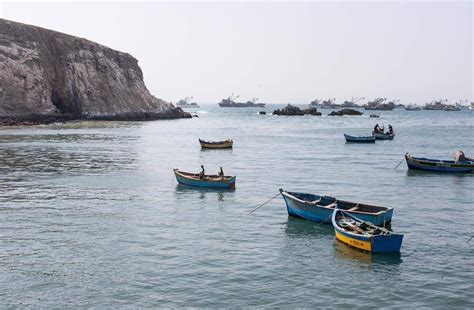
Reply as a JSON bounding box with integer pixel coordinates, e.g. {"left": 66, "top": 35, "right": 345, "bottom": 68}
{"left": 199, "top": 165, "right": 205, "bottom": 179}
{"left": 388, "top": 125, "right": 394, "bottom": 134}
{"left": 373, "top": 124, "right": 380, "bottom": 133}
{"left": 218, "top": 167, "right": 224, "bottom": 178}
{"left": 454, "top": 151, "right": 473, "bottom": 163}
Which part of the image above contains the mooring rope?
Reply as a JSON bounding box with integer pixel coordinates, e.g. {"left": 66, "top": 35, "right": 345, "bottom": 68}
{"left": 249, "top": 192, "right": 281, "bottom": 214}
{"left": 394, "top": 158, "right": 404, "bottom": 169}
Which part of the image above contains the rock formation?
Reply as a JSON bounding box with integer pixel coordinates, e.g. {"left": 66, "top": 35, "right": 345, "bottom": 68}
{"left": 273, "top": 104, "right": 321, "bottom": 116}
{"left": 328, "top": 108, "right": 363, "bottom": 116}
{"left": 0, "top": 18, "right": 190, "bottom": 125}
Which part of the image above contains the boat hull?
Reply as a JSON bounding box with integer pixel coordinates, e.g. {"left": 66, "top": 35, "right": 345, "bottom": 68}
{"left": 174, "top": 170, "right": 236, "bottom": 189}
{"left": 334, "top": 227, "right": 403, "bottom": 253}
{"left": 280, "top": 190, "right": 393, "bottom": 226}
{"left": 344, "top": 134, "right": 375, "bottom": 143}
{"left": 199, "top": 139, "right": 233, "bottom": 149}
{"left": 332, "top": 210, "right": 403, "bottom": 253}
{"left": 405, "top": 154, "right": 474, "bottom": 173}
{"left": 218, "top": 103, "right": 265, "bottom": 107}
{"left": 373, "top": 133, "right": 395, "bottom": 140}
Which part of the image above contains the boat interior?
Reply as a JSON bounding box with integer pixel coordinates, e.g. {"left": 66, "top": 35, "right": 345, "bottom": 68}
{"left": 337, "top": 216, "right": 389, "bottom": 236}
{"left": 287, "top": 191, "right": 387, "bottom": 213}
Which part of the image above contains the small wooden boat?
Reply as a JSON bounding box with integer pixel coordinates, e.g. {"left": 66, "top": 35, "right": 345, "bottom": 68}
{"left": 332, "top": 209, "right": 403, "bottom": 253}
{"left": 373, "top": 132, "right": 395, "bottom": 140}
{"left": 173, "top": 169, "right": 236, "bottom": 188}
{"left": 280, "top": 189, "right": 393, "bottom": 226}
{"left": 405, "top": 153, "right": 474, "bottom": 173}
{"left": 199, "top": 139, "right": 233, "bottom": 149}
{"left": 344, "top": 134, "right": 375, "bottom": 143}
{"left": 369, "top": 114, "right": 380, "bottom": 118}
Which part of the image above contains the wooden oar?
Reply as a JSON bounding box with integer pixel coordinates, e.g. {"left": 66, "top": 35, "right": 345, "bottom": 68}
{"left": 249, "top": 193, "right": 281, "bottom": 214}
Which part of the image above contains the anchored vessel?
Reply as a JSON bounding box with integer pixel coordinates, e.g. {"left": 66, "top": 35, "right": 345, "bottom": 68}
{"left": 405, "top": 154, "right": 474, "bottom": 173}
{"left": 405, "top": 104, "right": 422, "bottom": 111}
{"left": 332, "top": 209, "right": 403, "bottom": 253}
{"left": 364, "top": 98, "right": 396, "bottom": 110}
{"left": 309, "top": 98, "right": 337, "bottom": 109}
{"left": 344, "top": 134, "right": 376, "bottom": 143}
{"left": 280, "top": 189, "right": 393, "bottom": 226}
{"left": 174, "top": 169, "right": 236, "bottom": 188}
{"left": 199, "top": 139, "right": 233, "bottom": 149}
{"left": 176, "top": 96, "right": 200, "bottom": 108}
{"left": 218, "top": 94, "right": 265, "bottom": 107}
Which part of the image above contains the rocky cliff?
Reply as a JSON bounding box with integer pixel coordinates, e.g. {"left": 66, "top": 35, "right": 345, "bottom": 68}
{"left": 0, "top": 18, "right": 190, "bottom": 124}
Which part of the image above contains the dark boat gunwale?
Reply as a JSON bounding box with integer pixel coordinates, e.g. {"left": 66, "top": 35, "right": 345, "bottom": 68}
{"left": 280, "top": 190, "right": 392, "bottom": 216}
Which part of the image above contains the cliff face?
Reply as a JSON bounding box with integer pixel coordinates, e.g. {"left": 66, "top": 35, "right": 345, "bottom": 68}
{"left": 0, "top": 18, "right": 190, "bottom": 123}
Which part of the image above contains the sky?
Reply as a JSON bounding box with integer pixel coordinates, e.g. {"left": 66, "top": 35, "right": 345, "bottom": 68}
{"left": 1, "top": 0, "right": 472, "bottom": 104}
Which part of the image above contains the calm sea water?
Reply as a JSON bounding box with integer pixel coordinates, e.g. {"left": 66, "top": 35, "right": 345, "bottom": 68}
{"left": 1, "top": 105, "right": 473, "bottom": 308}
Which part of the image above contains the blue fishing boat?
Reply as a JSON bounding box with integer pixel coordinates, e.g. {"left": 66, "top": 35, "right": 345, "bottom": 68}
{"left": 279, "top": 189, "right": 393, "bottom": 226}
{"left": 174, "top": 169, "right": 236, "bottom": 189}
{"left": 332, "top": 209, "right": 403, "bottom": 253}
{"left": 344, "top": 134, "right": 375, "bottom": 143}
{"left": 405, "top": 153, "right": 474, "bottom": 173}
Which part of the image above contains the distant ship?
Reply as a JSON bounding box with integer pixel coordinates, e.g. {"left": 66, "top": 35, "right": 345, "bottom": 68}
{"left": 364, "top": 98, "right": 396, "bottom": 111}
{"left": 176, "top": 96, "right": 200, "bottom": 108}
{"left": 309, "top": 98, "right": 337, "bottom": 109}
{"left": 443, "top": 104, "right": 462, "bottom": 111}
{"left": 218, "top": 94, "right": 265, "bottom": 107}
{"left": 423, "top": 99, "right": 462, "bottom": 111}
{"left": 340, "top": 97, "right": 364, "bottom": 108}
{"left": 405, "top": 104, "right": 422, "bottom": 111}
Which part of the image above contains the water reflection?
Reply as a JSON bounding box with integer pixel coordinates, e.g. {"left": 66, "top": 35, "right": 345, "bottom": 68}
{"left": 284, "top": 216, "right": 333, "bottom": 239}
{"left": 333, "top": 239, "right": 402, "bottom": 268}
{"left": 199, "top": 148, "right": 233, "bottom": 153}
{"left": 406, "top": 169, "right": 472, "bottom": 178}
{"left": 174, "top": 184, "right": 234, "bottom": 201}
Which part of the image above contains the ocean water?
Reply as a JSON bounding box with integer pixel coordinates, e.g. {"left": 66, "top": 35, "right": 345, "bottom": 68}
{"left": 0, "top": 105, "right": 473, "bottom": 308}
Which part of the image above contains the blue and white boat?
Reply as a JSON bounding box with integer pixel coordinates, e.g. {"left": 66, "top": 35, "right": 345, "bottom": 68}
{"left": 344, "top": 134, "right": 376, "bottom": 143}
{"left": 332, "top": 209, "right": 403, "bottom": 253}
{"left": 405, "top": 153, "right": 474, "bottom": 173}
{"left": 279, "top": 189, "right": 393, "bottom": 226}
{"left": 174, "top": 169, "right": 236, "bottom": 189}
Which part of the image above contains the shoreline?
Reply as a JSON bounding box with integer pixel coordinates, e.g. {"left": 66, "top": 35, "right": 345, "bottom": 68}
{"left": 0, "top": 109, "right": 192, "bottom": 127}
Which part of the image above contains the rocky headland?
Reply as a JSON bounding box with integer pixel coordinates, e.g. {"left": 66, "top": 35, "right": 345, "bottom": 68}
{"left": 0, "top": 19, "right": 190, "bottom": 125}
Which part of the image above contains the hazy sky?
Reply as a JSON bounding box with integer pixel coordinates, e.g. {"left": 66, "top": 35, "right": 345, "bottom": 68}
{"left": 1, "top": 0, "right": 472, "bottom": 104}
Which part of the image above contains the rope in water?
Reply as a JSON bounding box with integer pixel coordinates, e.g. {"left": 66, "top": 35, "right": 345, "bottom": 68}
{"left": 467, "top": 236, "right": 473, "bottom": 244}
{"left": 249, "top": 192, "right": 281, "bottom": 214}
{"left": 394, "top": 158, "right": 404, "bottom": 169}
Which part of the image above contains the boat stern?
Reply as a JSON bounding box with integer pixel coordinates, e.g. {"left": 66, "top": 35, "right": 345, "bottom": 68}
{"left": 371, "top": 234, "right": 403, "bottom": 253}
